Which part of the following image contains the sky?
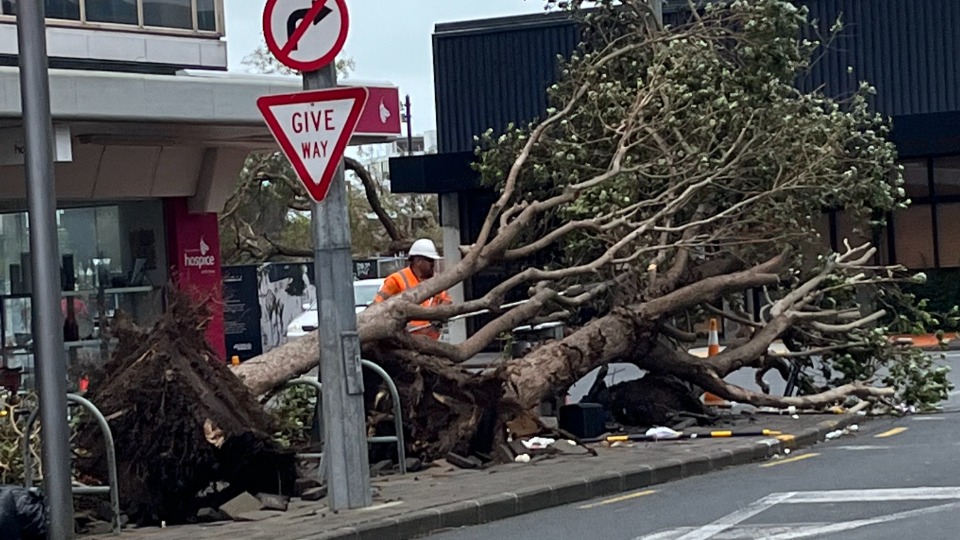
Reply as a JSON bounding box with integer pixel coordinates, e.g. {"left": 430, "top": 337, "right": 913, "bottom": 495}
{"left": 224, "top": 0, "right": 547, "bottom": 134}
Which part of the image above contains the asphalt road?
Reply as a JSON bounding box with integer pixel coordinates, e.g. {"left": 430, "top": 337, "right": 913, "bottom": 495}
{"left": 430, "top": 351, "right": 960, "bottom": 540}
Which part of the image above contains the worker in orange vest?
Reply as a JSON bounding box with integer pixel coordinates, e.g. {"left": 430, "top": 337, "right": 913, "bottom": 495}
{"left": 375, "top": 239, "right": 452, "bottom": 340}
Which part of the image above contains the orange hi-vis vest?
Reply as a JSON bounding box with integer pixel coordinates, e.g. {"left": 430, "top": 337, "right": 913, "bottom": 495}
{"left": 375, "top": 267, "right": 451, "bottom": 339}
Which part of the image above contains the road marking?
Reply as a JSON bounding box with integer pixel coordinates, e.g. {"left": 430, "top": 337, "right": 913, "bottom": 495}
{"left": 759, "top": 501, "right": 960, "bottom": 539}
{"left": 634, "top": 487, "right": 960, "bottom": 540}
{"left": 776, "top": 434, "right": 795, "bottom": 442}
{"left": 875, "top": 427, "right": 908, "bottom": 438}
{"left": 913, "top": 416, "right": 945, "bottom": 421}
{"left": 834, "top": 445, "right": 891, "bottom": 451}
{"left": 670, "top": 492, "right": 797, "bottom": 540}
{"left": 782, "top": 487, "right": 960, "bottom": 503}
{"left": 759, "top": 453, "right": 819, "bottom": 468}
{"left": 578, "top": 490, "right": 656, "bottom": 509}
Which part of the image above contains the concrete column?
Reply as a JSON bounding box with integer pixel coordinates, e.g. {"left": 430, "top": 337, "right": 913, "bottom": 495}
{"left": 441, "top": 193, "right": 467, "bottom": 344}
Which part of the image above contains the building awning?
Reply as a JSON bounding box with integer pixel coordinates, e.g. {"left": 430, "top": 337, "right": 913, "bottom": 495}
{"left": 0, "top": 68, "right": 400, "bottom": 212}
{"left": 0, "top": 67, "right": 399, "bottom": 147}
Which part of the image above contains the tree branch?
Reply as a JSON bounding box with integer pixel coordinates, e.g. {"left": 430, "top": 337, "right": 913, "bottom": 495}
{"left": 345, "top": 156, "right": 406, "bottom": 242}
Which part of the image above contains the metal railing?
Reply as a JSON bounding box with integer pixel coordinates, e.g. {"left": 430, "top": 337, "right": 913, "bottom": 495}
{"left": 284, "top": 359, "right": 407, "bottom": 480}
{"left": 24, "top": 394, "right": 121, "bottom": 536}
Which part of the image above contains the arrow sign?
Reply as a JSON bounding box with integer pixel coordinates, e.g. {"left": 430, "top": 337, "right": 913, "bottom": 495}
{"left": 258, "top": 87, "right": 369, "bottom": 202}
{"left": 263, "top": 0, "right": 350, "bottom": 72}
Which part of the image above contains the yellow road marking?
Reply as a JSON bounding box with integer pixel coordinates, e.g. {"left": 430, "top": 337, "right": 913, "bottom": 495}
{"left": 776, "top": 434, "right": 796, "bottom": 442}
{"left": 760, "top": 453, "right": 820, "bottom": 468}
{"left": 875, "top": 427, "right": 908, "bottom": 438}
{"left": 578, "top": 490, "right": 657, "bottom": 509}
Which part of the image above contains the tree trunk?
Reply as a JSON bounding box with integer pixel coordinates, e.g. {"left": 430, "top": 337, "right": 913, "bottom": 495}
{"left": 232, "top": 331, "right": 320, "bottom": 396}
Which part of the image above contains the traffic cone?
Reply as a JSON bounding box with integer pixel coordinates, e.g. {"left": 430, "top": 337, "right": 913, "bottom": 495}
{"left": 702, "top": 319, "right": 732, "bottom": 408}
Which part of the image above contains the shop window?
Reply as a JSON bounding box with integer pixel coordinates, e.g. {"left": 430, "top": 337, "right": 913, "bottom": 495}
{"left": 86, "top": 0, "right": 138, "bottom": 25}
{"left": 901, "top": 159, "right": 929, "bottom": 200}
{"left": 934, "top": 156, "right": 960, "bottom": 198}
{"left": 893, "top": 205, "right": 936, "bottom": 269}
{"left": 143, "top": 0, "right": 192, "bottom": 29}
{"left": 197, "top": 0, "right": 216, "bottom": 31}
{"left": 938, "top": 203, "right": 960, "bottom": 268}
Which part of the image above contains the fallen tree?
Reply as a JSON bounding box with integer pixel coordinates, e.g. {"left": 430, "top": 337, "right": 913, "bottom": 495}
{"left": 232, "top": 0, "right": 949, "bottom": 460}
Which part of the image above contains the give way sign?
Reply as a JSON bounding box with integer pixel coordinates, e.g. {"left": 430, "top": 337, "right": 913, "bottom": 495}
{"left": 258, "top": 87, "right": 369, "bottom": 202}
{"left": 263, "top": 0, "right": 349, "bottom": 72}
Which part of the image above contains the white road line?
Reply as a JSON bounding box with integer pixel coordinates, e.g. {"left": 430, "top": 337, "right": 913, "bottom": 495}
{"left": 781, "top": 487, "right": 960, "bottom": 504}
{"left": 912, "top": 416, "right": 945, "bottom": 421}
{"left": 833, "top": 445, "right": 891, "bottom": 451}
{"left": 668, "top": 492, "right": 797, "bottom": 540}
{"left": 759, "top": 501, "right": 960, "bottom": 539}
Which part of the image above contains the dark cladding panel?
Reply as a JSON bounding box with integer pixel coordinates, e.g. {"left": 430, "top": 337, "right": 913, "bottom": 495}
{"left": 800, "top": 0, "right": 960, "bottom": 117}
{"left": 433, "top": 16, "right": 580, "bottom": 154}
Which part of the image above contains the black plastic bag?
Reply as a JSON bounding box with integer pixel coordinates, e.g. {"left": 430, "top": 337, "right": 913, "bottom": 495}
{"left": 0, "top": 487, "right": 47, "bottom": 540}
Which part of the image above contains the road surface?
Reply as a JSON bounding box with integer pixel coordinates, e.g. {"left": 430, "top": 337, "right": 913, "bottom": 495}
{"left": 430, "top": 351, "right": 960, "bottom": 540}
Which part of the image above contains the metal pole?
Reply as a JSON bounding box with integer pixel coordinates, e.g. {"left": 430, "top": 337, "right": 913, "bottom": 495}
{"left": 404, "top": 95, "right": 413, "bottom": 155}
{"left": 303, "top": 63, "right": 372, "bottom": 510}
{"left": 15, "top": 1, "right": 75, "bottom": 538}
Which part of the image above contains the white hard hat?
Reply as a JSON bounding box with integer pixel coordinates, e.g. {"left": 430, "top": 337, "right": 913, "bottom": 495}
{"left": 408, "top": 239, "right": 442, "bottom": 260}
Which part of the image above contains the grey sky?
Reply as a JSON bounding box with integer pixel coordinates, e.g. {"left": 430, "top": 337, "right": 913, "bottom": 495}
{"left": 225, "top": 0, "right": 546, "bottom": 134}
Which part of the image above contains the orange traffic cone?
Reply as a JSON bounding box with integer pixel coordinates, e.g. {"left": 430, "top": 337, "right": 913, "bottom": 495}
{"left": 702, "top": 319, "right": 732, "bottom": 408}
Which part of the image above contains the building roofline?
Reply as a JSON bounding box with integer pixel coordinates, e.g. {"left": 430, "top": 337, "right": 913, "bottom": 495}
{"left": 434, "top": 1, "right": 692, "bottom": 37}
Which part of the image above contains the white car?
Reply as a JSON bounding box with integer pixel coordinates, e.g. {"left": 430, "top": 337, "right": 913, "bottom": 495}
{"left": 286, "top": 278, "right": 385, "bottom": 338}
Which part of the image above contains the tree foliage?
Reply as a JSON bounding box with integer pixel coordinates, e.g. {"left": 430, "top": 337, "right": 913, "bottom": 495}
{"left": 241, "top": 0, "right": 950, "bottom": 462}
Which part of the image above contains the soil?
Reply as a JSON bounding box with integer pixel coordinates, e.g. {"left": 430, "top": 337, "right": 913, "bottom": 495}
{"left": 76, "top": 294, "right": 297, "bottom": 525}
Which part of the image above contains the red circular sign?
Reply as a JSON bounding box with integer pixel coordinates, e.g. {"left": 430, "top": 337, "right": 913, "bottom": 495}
{"left": 263, "top": 0, "right": 350, "bottom": 73}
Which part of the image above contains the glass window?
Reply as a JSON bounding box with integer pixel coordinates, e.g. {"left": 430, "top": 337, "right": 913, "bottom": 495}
{"left": 938, "top": 203, "right": 960, "bottom": 268}
{"left": 47, "top": 0, "right": 80, "bottom": 20}
{"left": 836, "top": 211, "right": 873, "bottom": 251}
{"left": 894, "top": 205, "right": 936, "bottom": 269}
{"left": 1, "top": 0, "right": 80, "bottom": 19}
{"left": 143, "top": 0, "right": 192, "bottom": 29}
{"left": 85, "top": 0, "right": 138, "bottom": 25}
{"left": 197, "top": 0, "right": 216, "bottom": 31}
{"left": 934, "top": 156, "right": 960, "bottom": 197}
{"left": 0, "top": 212, "right": 30, "bottom": 295}
{"left": 900, "top": 159, "right": 930, "bottom": 200}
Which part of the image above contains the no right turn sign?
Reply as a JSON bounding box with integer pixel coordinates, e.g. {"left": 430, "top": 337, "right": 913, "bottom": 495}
{"left": 263, "top": 0, "right": 350, "bottom": 72}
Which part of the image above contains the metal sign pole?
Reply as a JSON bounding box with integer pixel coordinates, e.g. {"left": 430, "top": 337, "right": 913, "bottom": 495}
{"left": 15, "top": 2, "right": 75, "bottom": 539}
{"left": 304, "top": 63, "right": 372, "bottom": 510}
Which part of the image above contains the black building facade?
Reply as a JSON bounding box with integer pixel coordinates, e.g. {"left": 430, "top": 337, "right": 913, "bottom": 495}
{"left": 392, "top": 0, "right": 960, "bottom": 322}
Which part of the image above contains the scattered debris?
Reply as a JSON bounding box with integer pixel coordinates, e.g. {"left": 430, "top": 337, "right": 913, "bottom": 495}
{"left": 404, "top": 457, "right": 423, "bottom": 472}
{"left": 445, "top": 452, "right": 483, "bottom": 469}
{"left": 370, "top": 459, "right": 394, "bottom": 476}
{"left": 514, "top": 454, "right": 531, "bottom": 463}
{"left": 294, "top": 478, "right": 321, "bottom": 498}
{"left": 300, "top": 486, "right": 328, "bottom": 502}
{"left": 522, "top": 437, "right": 556, "bottom": 450}
{"left": 219, "top": 492, "right": 262, "bottom": 521}
{"left": 645, "top": 427, "right": 682, "bottom": 440}
{"left": 196, "top": 507, "right": 229, "bottom": 522}
{"left": 256, "top": 493, "right": 290, "bottom": 512}
{"left": 82, "top": 520, "right": 113, "bottom": 536}
{"left": 825, "top": 430, "right": 844, "bottom": 440}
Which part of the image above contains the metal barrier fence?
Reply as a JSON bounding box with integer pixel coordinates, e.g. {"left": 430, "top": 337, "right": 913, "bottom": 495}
{"left": 282, "top": 359, "right": 407, "bottom": 479}
{"left": 24, "top": 393, "right": 121, "bottom": 535}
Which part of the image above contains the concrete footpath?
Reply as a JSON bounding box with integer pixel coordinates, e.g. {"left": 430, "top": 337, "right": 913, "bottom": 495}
{"left": 109, "top": 413, "right": 863, "bottom": 540}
